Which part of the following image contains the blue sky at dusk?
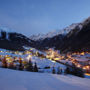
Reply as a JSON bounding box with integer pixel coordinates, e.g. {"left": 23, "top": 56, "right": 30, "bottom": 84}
{"left": 0, "top": 0, "right": 90, "bottom": 36}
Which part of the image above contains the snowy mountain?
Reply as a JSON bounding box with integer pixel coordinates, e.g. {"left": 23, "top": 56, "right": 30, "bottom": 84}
{"left": 30, "top": 17, "right": 90, "bottom": 41}
{"left": 60, "top": 17, "right": 90, "bottom": 53}
{"left": 31, "top": 17, "right": 90, "bottom": 53}
{"left": 0, "top": 17, "right": 90, "bottom": 53}
{"left": 30, "top": 23, "right": 80, "bottom": 41}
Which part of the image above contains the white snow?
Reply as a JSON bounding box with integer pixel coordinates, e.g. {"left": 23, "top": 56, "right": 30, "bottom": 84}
{"left": 31, "top": 56, "right": 66, "bottom": 73}
{"left": 0, "top": 68, "right": 90, "bottom": 90}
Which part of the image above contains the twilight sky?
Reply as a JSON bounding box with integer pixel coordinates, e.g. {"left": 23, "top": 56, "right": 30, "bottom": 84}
{"left": 0, "top": 0, "right": 90, "bottom": 37}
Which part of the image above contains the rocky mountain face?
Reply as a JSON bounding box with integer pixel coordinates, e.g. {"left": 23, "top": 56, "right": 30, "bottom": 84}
{"left": 59, "top": 17, "right": 90, "bottom": 53}
{"left": 0, "top": 27, "right": 34, "bottom": 51}
{"left": 31, "top": 17, "right": 90, "bottom": 53}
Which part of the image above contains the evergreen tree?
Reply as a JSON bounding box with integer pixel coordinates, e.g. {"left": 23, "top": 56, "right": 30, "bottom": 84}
{"left": 26, "top": 59, "right": 33, "bottom": 72}
{"left": 64, "top": 67, "right": 71, "bottom": 74}
{"left": 1, "top": 31, "right": 6, "bottom": 39}
{"left": 33, "top": 62, "right": 38, "bottom": 72}
{"left": 19, "top": 58, "right": 23, "bottom": 70}
{"left": 52, "top": 67, "right": 56, "bottom": 74}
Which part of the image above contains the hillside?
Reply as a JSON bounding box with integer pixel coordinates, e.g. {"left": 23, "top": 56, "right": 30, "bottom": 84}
{"left": 59, "top": 17, "right": 90, "bottom": 53}
{"left": 0, "top": 68, "right": 90, "bottom": 90}
{"left": 0, "top": 27, "right": 34, "bottom": 51}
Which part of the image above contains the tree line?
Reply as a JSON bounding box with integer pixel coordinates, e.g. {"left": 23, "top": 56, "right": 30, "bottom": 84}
{"left": 0, "top": 57, "right": 84, "bottom": 78}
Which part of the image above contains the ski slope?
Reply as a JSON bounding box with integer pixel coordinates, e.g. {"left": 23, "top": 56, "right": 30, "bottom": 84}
{"left": 0, "top": 68, "right": 90, "bottom": 90}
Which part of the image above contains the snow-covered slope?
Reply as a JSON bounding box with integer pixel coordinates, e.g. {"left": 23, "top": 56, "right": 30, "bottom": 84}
{"left": 31, "top": 56, "right": 66, "bottom": 73}
{"left": 0, "top": 68, "right": 90, "bottom": 90}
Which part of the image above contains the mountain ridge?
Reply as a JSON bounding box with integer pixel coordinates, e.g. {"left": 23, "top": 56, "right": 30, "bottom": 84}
{"left": 30, "top": 17, "right": 90, "bottom": 53}
{"left": 0, "top": 27, "right": 35, "bottom": 51}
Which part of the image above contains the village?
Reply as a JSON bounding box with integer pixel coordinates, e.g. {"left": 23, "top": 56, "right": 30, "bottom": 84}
{"left": 0, "top": 48, "right": 90, "bottom": 76}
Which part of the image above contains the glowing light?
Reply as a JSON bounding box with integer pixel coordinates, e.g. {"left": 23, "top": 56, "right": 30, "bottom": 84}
{"left": 52, "top": 60, "right": 56, "bottom": 63}
{"left": 83, "top": 67, "right": 87, "bottom": 70}
{"left": 54, "top": 58, "right": 60, "bottom": 60}
{"left": 77, "top": 64, "right": 81, "bottom": 68}
{"left": 86, "top": 66, "right": 90, "bottom": 69}
{"left": 81, "top": 52, "right": 85, "bottom": 55}
{"left": 26, "top": 55, "right": 32, "bottom": 61}
{"left": 85, "top": 73, "right": 90, "bottom": 76}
